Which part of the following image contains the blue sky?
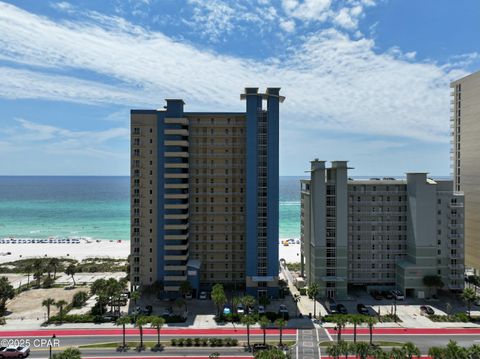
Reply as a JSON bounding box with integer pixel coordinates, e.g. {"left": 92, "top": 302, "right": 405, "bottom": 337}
{"left": 0, "top": 0, "right": 479, "bottom": 176}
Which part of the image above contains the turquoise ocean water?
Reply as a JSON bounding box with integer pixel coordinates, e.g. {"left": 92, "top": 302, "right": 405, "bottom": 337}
{"left": 0, "top": 176, "right": 305, "bottom": 240}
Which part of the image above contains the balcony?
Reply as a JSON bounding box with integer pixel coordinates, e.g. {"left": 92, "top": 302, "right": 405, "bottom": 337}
{"left": 165, "top": 151, "right": 189, "bottom": 157}
{"left": 165, "top": 193, "right": 189, "bottom": 200}
{"left": 164, "top": 213, "right": 189, "bottom": 220}
{"left": 164, "top": 234, "right": 189, "bottom": 240}
{"left": 165, "top": 203, "right": 188, "bottom": 210}
{"left": 165, "top": 243, "right": 189, "bottom": 251}
{"left": 164, "top": 254, "right": 188, "bottom": 261}
{"left": 164, "top": 223, "right": 189, "bottom": 230}
{"left": 164, "top": 275, "right": 187, "bottom": 281}
{"left": 165, "top": 183, "right": 189, "bottom": 189}
{"left": 449, "top": 202, "right": 463, "bottom": 208}
{"left": 165, "top": 129, "right": 189, "bottom": 136}
{"left": 165, "top": 163, "right": 189, "bottom": 169}
{"left": 449, "top": 223, "right": 464, "bottom": 229}
{"left": 164, "top": 285, "right": 181, "bottom": 292}
{"left": 165, "top": 173, "right": 189, "bottom": 179}
{"left": 165, "top": 117, "right": 188, "bottom": 125}
{"left": 164, "top": 265, "right": 187, "bottom": 271}
{"left": 165, "top": 140, "right": 189, "bottom": 147}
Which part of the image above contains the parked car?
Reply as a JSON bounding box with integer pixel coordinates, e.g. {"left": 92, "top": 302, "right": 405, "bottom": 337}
{"left": 381, "top": 291, "right": 394, "bottom": 300}
{"left": 278, "top": 304, "right": 289, "bottom": 318}
{"left": 185, "top": 292, "right": 193, "bottom": 300}
{"left": 370, "top": 290, "right": 383, "bottom": 300}
{"left": 324, "top": 299, "right": 338, "bottom": 314}
{"left": 336, "top": 304, "right": 348, "bottom": 314}
{"left": 390, "top": 290, "right": 405, "bottom": 300}
{"left": 420, "top": 305, "right": 435, "bottom": 315}
{"left": 0, "top": 346, "right": 30, "bottom": 358}
{"left": 223, "top": 305, "right": 232, "bottom": 315}
{"left": 236, "top": 304, "right": 245, "bottom": 314}
{"left": 257, "top": 305, "right": 266, "bottom": 315}
{"left": 199, "top": 291, "right": 208, "bottom": 300}
{"left": 161, "top": 308, "right": 173, "bottom": 317}
{"left": 357, "top": 303, "right": 369, "bottom": 315}
{"left": 252, "top": 344, "right": 271, "bottom": 353}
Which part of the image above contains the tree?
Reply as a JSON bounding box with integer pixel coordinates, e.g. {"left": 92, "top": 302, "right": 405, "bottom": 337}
{"left": 371, "top": 346, "right": 389, "bottom": 359}
{"left": 42, "top": 298, "right": 56, "bottom": 321}
{"left": 0, "top": 277, "right": 15, "bottom": 316}
{"left": 445, "top": 340, "right": 468, "bottom": 359}
{"left": 116, "top": 315, "right": 130, "bottom": 349}
{"left": 49, "top": 258, "right": 60, "bottom": 280}
{"left": 136, "top": 316, "right": 150, "bottom": 350}
{"left": 306, "top": 283, "right": 320, "bottom": 318}
{"left": 350, "top": 314, "right": 365, "bottom": 343}
{"left": 338, "top": 340, "right": 351, "bottom": 359}
{"left": 292, "top": 294, "right": 301, "bottom": 318}
{"left": 402, "top": 342, "right": 420, "bottom": 359}
{"left": 365, "top": 316, "right": 377, "bottom": 345}
{"left": 422, "top": 275, "right": 444, "bottom": 298}
{"left": 33, "top": 268, "right": 43, "bottom": 287}
{"left": 390, "top": 347, "right": 407, "bottom": 359}
{"left": 241, "top": 314, "right": 257, "bottom": 348}
{"left": 461, "top": 287, "right": 478, "bottom": 318}
{"left": 468, "top": 344, "right": 480, "bottom": 359}
{"left": 242, "top": 295, "right": 256, "bottom": 313}
{"left": 24, "top": 264, "right": 33, "bottom": 288}
{"left": 211, "top": 283, "right": 227, "bottom": 316}
{"left": 428, "top": 346, "right": 445, "bottom": 359}
{"left": 353, "top": 342, "right": 372, "bottom": 359}
{"left": 52, "top": 348, "right": 81, "bottom": 359}
{"left": 259, "top": 316, "right": 270, "bottom": 346}
{"left": 150, "top": 316, "right": 166, "bottom": 349}
{"left": 332, "top": 315, "right": 348, "bottom": 343}
{"left": 179, "top": 281, "right": 192, "bottom": 298}
{"left": 275, "top": 318, "right": 287, "bottom": 346}
{"left": 326, "top": 343, "right": 341, "bottom": 359}
{"left": 131, "top": 290, "right": 140, "bottom": 306}
{"left": 65, "top": 264, "right": 77, "bottom": 287}
{"left": 55, "top": 300, "right": 68, "bottom": 323}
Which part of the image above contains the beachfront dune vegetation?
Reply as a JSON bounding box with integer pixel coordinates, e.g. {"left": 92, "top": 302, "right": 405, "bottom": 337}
{"left": 0, "top": 256, "right": 128, "bottom": 275}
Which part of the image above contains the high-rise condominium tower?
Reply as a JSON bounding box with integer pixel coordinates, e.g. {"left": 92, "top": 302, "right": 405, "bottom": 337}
{"left": 451, "top": 71, "right": 480, "bottom": 271}
{"left": 301, "top": 160, "right": 464, "bottom": 300}
{"left": 130, "top": 88, "right": 283, "bottom": 298}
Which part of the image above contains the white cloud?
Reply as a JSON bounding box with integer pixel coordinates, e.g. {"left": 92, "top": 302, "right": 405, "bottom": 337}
{"left": 2, "top": 118, "right": 129, "bottom": 159}
{"left": 282, "top": 0, "right": 332, "bottom": 21}
{"left": 279, "top": 19, "right": 296, "bottom": 32}
{"left": 0, "top": 1, "right": 474, "bottom": 145}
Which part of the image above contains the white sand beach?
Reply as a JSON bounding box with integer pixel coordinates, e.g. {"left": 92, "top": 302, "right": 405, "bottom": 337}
{"left": 0, "top": 237, "right": 301, "bottom": 264}
{"left": 0, "top": 239, "right": 130, "bottom": 264}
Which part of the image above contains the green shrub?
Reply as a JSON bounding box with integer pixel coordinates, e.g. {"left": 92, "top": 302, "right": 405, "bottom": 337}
{"left": 177, "top": 338, "right": 185, "bottom": 347}
{"left": 72, "top": 291, "right": 89, "bottom": 308}
{"left": 164, "top": 315, "right": 187, "bottom": 323}
{"left": 171, "top": 339, "right": 177, "bottom": 346}
{"left": 193, "top": 338, "right": 201, "bottom": 346}
{"left": 201, "top": 338, "right": 209, "bottom": 346}
{"left": 48, "top": 314, "right": 100, "bottom": 324}
{"left": 185, "top": 338, "right": 193, "bottom": 346}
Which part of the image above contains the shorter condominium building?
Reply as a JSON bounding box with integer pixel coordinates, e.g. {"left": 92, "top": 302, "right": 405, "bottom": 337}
{"left": 300, "top": 160, "right": 465, "bottom": 300}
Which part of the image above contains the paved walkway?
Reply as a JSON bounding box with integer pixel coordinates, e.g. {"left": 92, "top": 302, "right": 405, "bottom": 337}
{"left": 296, "top": 328, "right": 320, "bottom": 359}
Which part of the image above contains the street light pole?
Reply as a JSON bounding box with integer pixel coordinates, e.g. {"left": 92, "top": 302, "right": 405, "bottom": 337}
{"left": 49, "top": 334, "right": 56, "bottom": 359}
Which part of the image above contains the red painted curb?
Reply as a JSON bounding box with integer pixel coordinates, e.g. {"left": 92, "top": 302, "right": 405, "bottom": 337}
{"left": 327, "top": 327, "right": 480, "bottom": 335}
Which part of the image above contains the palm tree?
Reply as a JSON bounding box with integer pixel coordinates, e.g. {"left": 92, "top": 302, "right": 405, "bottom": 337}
{"left": 461, "top": 288, "right": 478, "bottom": 318}
{"left": 33, "top": 268, "right": 43, "bottom": 287}
{"left": 333, "top": 315, "right": 348, "bottom": 343}
{"left": 445, "top": 340, "right": 468, "bottom": 359}
{"left": 242, "top": 295, "right": 256, "bottom": 313}
{"left": 428, "top": 346, "right": 445, "bottom": 359}
{"left": 390, "top": 347, "right": 406, "bottom": 359}
{"left": 241, "top": 314, "right": 257, "bottom": 348}
{"left": 350, "top": 314, "right": 365, "bottom": 343}
{"left": 468, "top": 344, "right": 480, "bottom": 359}
{"left": 365, "top": 316, "right": 377, "bottom": 345}
{"left": 42, "top": 298, "right": 55, "bottom": 321}
{"left": 275, "top": 318, "right": 286, "bottom": 346}
{"left": 354, "top": 342, "right": 372, "bottom": 359}
{"left": 338, "top": 340, "right": 350, "bottom": 359}
{"left": 131, "top": 290, "right": 140, "bottom": 306}
{"left": 259, "top": 316, "right": 270, "bottom": 346}
{"left": 55, "top": 300, "right": 68, "bottom": 323}
{"left": 65, "top": 264, "right": 76, "bottom": 287}
{"left": 306, "top": 283, "right": 320, "bottom": 318}
{"left": 116, "top": 315, "right": 130, "bottom": 350}
{"left": 326, "top": 343, "right": 341, "bottom": 359}
{"left": 150, "top": 316, "right": 166, "bottom": 349}
{"left": 24, "top": 264, "right": 32, "bottom": 288}
{"left": 211, "top": 284, "right": 227, "bottom": 316}
{"left": 49, "top": 258, "right": 60, "bottom": 280}
{"left": 371, "top": 345, "right": 389, "bottom": 359}
{"left": 136, "top": 316, "right": 149, "bottom": 350}
{"left": 402, "top": 342, "right": 420, "bottom": 359}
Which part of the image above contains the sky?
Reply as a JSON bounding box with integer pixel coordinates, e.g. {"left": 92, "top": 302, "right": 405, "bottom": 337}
{"left": 0, "top": 0, "right": 479, "bottom": 176}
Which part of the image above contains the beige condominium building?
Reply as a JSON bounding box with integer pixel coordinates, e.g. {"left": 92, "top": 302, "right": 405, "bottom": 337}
{"left": 451, "top": 71, "right": 480, "bottom": 271}
{"left": 130, "top": 88, "right": 283, "bottom": 298}
{"left": 301, "top": 160, "right": 464, "bottom": 300}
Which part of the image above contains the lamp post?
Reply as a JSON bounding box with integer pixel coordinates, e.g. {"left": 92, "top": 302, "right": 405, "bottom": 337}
{"left": 49, "top": 334, "right": 56, "bottom": 359}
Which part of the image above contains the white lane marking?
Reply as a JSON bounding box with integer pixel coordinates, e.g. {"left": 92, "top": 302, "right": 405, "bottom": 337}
{"left": 296, "top": 330, "right": 299, "bottom": 359}
{"left": 325, "top": 328, "right": 333, "bottom": 342}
